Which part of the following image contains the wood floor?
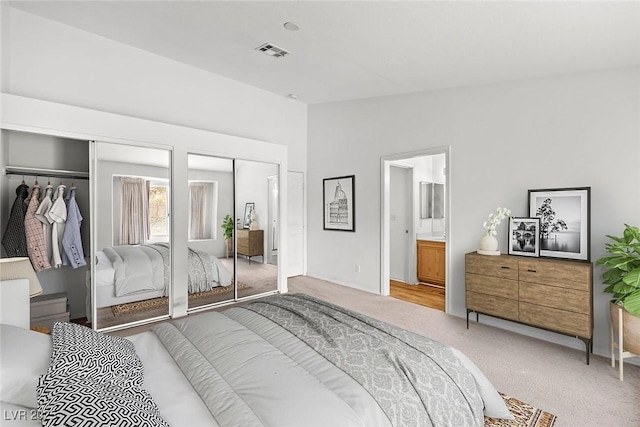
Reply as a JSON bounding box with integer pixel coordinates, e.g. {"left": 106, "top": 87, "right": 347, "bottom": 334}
{"left": 389, "top": 280, "right": 445, "bottom": 312}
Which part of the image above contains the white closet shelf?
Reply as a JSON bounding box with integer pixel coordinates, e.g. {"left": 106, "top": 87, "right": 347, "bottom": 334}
{"left": 3, "top": 166, "right": 89, "bottom": 181}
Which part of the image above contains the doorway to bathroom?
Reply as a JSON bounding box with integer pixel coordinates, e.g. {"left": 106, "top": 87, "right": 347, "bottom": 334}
{"left": 381, "top": 147, "right": 449, "bottom": 312}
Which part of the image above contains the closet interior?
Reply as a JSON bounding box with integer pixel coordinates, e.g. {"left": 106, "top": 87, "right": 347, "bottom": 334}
{"left": 1, "top": 129, "right": 282, "bottom": 332}
{"left": 1, "top": 130, "right": 90, "bottom": 323}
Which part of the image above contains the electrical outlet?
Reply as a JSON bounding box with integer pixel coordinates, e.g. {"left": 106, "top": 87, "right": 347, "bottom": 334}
{"left": 355, "top": 264, "right": 361, "bottom": 273}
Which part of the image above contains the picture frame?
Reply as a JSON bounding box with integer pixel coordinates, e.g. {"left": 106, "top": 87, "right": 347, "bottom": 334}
{"left": 243, "top": 202, "right": 255, "bottom": 229}
{"left": 528, "top": 187, "right": 591, "bottom": 261}
{"left": 323, "top": 175, "right": 355, "bottom": 232}
{"left": 508, "top": 217, "right": 540, "bottom": 257}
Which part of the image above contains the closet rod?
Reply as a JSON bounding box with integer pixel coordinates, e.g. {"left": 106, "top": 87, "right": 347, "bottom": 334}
{"left": 3, "top": 166, "right": 89, "bottom": 181}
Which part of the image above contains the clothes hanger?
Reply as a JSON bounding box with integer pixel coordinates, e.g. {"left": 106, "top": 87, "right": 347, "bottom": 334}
{"left": 21, "top": 175, "right": 25, "bottom": 185}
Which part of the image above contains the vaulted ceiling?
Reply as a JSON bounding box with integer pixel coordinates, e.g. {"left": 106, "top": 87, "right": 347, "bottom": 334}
{"left": 9, "top": 1, "right": 640, "bottom": 104}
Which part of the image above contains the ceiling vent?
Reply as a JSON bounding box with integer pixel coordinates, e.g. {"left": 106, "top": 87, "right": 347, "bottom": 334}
{"left": 255, "top": 43, "right": 290, "bottom": 58}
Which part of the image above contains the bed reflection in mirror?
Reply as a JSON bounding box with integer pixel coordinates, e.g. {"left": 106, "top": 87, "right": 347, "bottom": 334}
{"left": 92, "top": 142, "right": 172, "bottom": 330}
{"left": 186, "top": 154, "right": 235, "bottom": 310}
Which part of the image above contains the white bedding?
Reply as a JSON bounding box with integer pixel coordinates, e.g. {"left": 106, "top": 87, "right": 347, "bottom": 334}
{"left": 127, "top": 331, "right": 216, "bottom": 426}
{"left": 1, "top": 296, "right": 513, "bottom": 426}
{"left": 92, "top": 248, "right": 231, "bottom": 309}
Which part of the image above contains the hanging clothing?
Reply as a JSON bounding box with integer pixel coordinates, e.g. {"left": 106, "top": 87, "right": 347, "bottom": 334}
{"left": 35, "top": 184, "right": 54, "bottom": 263}
{"left": 61, "top": 187, "right": 86, "bottom": 269}
{"left": 1, "top": 183, "right": 30, "bottom": 257}
{"left": 24, "top": 184, "right": 52, "bottom": 272}
{"left": 48, "top": 184, "right": 67, "bottom": 268}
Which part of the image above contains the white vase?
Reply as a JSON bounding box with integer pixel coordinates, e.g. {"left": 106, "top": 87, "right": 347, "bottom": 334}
{"left": 477, "top": 234, "right": 500, "bottom": 256}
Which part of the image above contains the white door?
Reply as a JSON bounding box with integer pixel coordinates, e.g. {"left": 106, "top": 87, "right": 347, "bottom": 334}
{"left": 287, "top": 171, "right": 305, "bottom": 277}
{"left": 389, "top": 166, "right": 414, "bottom": 283}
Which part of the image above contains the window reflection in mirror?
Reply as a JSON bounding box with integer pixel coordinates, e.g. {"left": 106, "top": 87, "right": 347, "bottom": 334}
{"left": 187, "top": 154, "right": 235, "bottom": 310}
{"left": 92, "top": 142, "right": 171, "bottom": 330}
{"left": 235, "top": 159, "right": 279, "bottom": 299}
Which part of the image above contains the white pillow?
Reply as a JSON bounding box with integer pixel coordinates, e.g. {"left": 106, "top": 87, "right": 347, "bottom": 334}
{"left": 450, "top": 347, "right": 514, "bottom": 419}
{"left": 0, "top": 324, "right": 52, "bottom": 408}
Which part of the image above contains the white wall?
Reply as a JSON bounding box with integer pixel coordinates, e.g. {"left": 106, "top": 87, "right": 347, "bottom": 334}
{"left": 2, "top": 7, "right": 307, "bottom": 172}
{"left": 307, "top": 67, "right": 640, "bottom": 357}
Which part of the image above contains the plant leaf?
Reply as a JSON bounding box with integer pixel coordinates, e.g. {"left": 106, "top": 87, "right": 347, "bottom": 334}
{"left": 622, "top": 289, "right": 640, "bottom": 317}
{"left": 622, "top": 268, "right": 640, "bottom": 288}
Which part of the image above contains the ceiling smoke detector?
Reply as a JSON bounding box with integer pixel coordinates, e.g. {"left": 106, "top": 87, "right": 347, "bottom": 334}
{"left": 255, "top": 43, "right": 290, "bottom": 58}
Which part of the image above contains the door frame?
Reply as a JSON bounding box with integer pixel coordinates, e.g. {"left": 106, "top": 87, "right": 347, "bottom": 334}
{"left": 380, "top": 146, "right": 451, "bottom": 311}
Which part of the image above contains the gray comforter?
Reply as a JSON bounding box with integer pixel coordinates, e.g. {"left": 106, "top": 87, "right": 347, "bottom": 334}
{"left": 152, "top": 294, "right": 484, "bottom": 427}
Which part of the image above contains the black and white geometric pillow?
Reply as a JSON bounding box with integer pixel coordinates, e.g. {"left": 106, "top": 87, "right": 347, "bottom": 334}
{"left": 37, "top": 322, "right": 168, "bottom": 426}
{"left": 37, "top": 373, "right": 169, "bottom": 427}
{"left": 47, "top": 322, "right": 143, "bottom": 387}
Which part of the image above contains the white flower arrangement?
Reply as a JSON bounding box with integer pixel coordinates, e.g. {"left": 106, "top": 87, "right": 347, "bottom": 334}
{"left": 483, "top": 207, "right": 511, "bottom": 236}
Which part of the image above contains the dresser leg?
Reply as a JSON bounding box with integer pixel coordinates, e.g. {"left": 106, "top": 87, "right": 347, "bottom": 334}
{"left": 578, "top": 337, "right": 591, "bottom": 365}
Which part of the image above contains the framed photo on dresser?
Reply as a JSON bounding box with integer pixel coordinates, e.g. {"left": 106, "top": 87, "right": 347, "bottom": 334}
{"left": 528, "top": 187, "right": 590, "bottom": 261}
{"left": 508, "top": 217, "right": 540, "bottom": 257}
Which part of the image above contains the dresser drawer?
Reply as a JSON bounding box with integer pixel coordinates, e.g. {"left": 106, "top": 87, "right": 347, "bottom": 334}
{"left": 518, "top": 259, "right": 591, "bottom": 291}
{"left": 465, "top": 253, "right": 518, "bottom": 280}
{"left": 237, "top": 241, "right": 250, "bottom": 253}
{"left": 519, "top": 302, "right": 591, "bottom": 338}
{"left": 466, "top": 291, "right": 519, "bottom": 321}
{"left": 466, "top": 273, "right": 518, "bottom": 300}
{"left": 519, "top": 282, "right": 590, "bottom": 315}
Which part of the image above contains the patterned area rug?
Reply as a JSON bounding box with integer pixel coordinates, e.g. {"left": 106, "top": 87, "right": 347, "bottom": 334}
{"left": 485, "top": 393, "right": 556, "bottom": 427}
{"left": 111, "top": 283, "right": 250, "bottom": 317}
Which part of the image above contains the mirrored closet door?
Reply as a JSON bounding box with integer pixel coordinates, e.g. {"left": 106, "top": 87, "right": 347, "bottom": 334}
{"left": 235, "top": 159, "right": 279, "bottom": 299}
{"left": 92, "top": 142, "right": 172, "bottom": 330}
{"left": 186, "top": 154, "right": 235, "bottom": 310}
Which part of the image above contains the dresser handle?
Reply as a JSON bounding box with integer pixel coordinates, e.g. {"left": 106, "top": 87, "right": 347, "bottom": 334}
{"left": 500, "top": 266, "right": 510, "bottom": 269}
{"left": 527, "top": 269, "right": 537, "bottom": 273}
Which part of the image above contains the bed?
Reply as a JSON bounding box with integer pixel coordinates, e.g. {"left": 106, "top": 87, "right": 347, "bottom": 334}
{"left": 91, "top": 243, "right": 231, "bottom": 308}
{"left": 1, "top": 293, "right": 514, "bottom": 426}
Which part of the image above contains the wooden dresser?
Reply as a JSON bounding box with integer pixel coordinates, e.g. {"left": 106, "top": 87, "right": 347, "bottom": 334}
{"left": 237, "top": 229, "right": 264, "bottom": 262}
{"left": 417, "top": 240, "right": 445, "bottom": 286}
{"left": 465, "top": 252, "right": 593, "bottom": 363}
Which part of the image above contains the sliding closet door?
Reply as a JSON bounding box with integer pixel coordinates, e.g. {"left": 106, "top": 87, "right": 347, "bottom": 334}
{"left": 186, "top": 154, "right": 235, "bottom": 310}
{"left": 235, "top": 159, "right": 279, "bottom": 299}
{"left": 92, "top": 142, "right": 172, "bottom": 330}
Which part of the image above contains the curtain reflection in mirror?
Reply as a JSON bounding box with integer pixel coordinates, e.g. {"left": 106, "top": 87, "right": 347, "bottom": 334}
{"left": 119, "top": 177, "right": 149, "bottom": 245}
{"left": 189, "top": 182, "right": 217, "bottom": 240}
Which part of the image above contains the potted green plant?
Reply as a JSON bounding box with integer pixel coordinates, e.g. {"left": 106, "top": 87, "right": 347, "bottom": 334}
{"left": 595, "top": 223, "right": 640, "bottom": 356}
{"left": 221, "top": 214, "right": 234, "bottom": 257}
